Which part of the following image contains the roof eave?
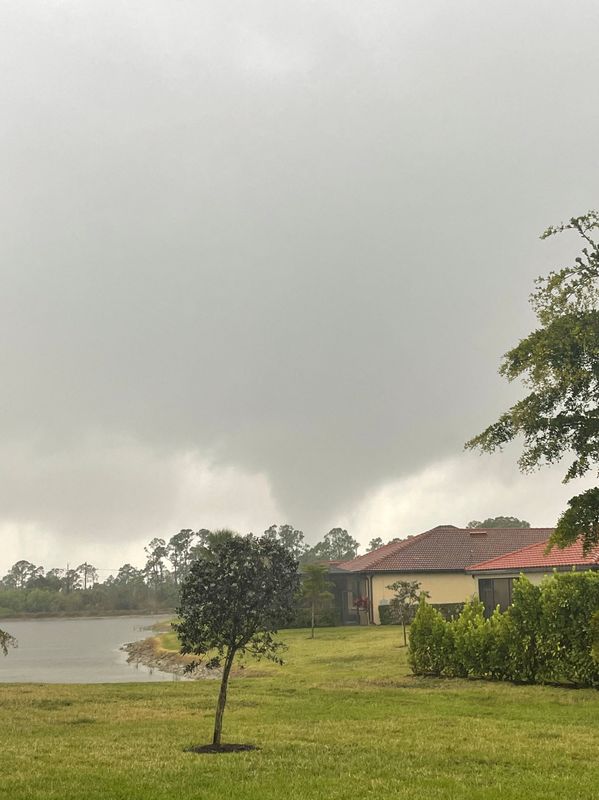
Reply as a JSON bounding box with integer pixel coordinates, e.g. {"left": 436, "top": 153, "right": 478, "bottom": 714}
{"left": 469, "top": 564, "right": 599, "bottom": 575}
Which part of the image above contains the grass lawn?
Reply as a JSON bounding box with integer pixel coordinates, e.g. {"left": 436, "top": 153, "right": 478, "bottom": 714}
{"left": 1, "top": 625, "right": 598, "bottom": 799}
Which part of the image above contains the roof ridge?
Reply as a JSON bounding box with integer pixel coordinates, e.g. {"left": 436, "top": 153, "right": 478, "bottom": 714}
{"left": 338, "top": 525, "right": 461, "bottom": 571}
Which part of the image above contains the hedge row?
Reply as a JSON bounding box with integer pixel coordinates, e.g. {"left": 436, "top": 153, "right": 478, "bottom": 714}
{"left": 408, "top": 571, "right": 599, "bottom": 687}
{"left": 379, "top": 602, "right": 464, "bottom": 625}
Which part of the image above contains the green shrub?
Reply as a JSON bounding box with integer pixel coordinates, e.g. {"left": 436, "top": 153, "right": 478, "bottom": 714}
{"left": 537, "top": 571, "right": 599, "bottom": 686}
{"left": 408, "top": 597, "right": 452, "bottom": 676}
{"left": 591, "top": 610, "right": 599, "bottom": 665}
{"left": 449, "top": 598, "right": 488, "bottom": 677}
{"left": 504, "top": 577, "right": 542, "bottom": 682}
{"left": 287, "top": 604, "right": 338, "bottom": 629}
{"left": 433, "top": 602, "right": 465, "bottom": 621}
{"left": 407, "top": 572, "right": 599, "bottom": 688}
{"left": 380, "top": 602, "right": 464, "bottom": 625}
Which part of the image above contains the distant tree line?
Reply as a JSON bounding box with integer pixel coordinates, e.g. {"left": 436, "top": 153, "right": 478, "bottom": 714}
{"left": 1, "top": 516, "right": 531, "bottom": 618}
{"left": 0, "top": 525, "right": 361, "bottom": 617}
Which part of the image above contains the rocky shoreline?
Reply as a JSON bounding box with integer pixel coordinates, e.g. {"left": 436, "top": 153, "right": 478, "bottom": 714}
{"left": 122, "top": 636, "right": 222, "bottom": 680}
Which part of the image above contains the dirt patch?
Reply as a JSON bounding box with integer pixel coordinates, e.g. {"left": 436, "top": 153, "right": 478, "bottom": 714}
{"left": 184, "top": 743, "right": 259, "bottom": 754}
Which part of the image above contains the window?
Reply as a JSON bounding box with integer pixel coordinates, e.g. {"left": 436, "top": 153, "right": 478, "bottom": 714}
{"left": 478, "top": 577, "right": 513, "bottom": 616}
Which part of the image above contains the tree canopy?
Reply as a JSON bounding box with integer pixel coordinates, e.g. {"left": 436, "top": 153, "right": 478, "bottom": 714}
{"left": 466, "top": 517, "right": 531, "bottom": 529}
{"left": 367, "top": 537, "right": 384, "bottom": 552}
{"left": 175, "top": 531, "right": 300, "bottom": 748}
{"left": 263, "top": 524, "right": 307, "bottom": 560}
{"left": 303, "top": 528, "right": 360, "bottom": 562}
{"left": 466, "top": 212, "right": 599, "bottom": 552}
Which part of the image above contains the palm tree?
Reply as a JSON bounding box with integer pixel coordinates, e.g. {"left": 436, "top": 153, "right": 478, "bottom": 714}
{"left": 301, "top": 564, "right": 334, "bottom": 639}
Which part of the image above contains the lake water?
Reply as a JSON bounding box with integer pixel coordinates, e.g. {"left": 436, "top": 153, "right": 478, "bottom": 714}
{"left": 0, "top": 615, "right": 179, "bottom": 683}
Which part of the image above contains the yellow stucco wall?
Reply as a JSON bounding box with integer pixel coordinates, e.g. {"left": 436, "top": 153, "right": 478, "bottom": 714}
{"left": 371, "top": 572, "right": 477, "bottom": 624}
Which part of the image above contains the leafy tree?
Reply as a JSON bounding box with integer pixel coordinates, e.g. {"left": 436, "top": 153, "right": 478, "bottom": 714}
{"left": 2, "top": 560, "right": 42, "bottom": 589}
{"left": 301, "top": 564, "right": 334, "bottom": 639}
{"left": 386, "top": 580, "right": 428, "bottom": 646}
{"left": 175, "top": 531, "right": 300, "bottom": 749}
{"left": 76, "top": 562, "right": 98, "bottom": 590}
{"left": 167, "top": 529, "right": 196, "bottom": 585}
{"left": 0, "top": 629, "right": 16, "bottom": 656}
{"left": 466, "top": 517, "right": 531, "bottom": 529}
{"left": 263, "top": 524, "right": 307, "bottom": 560}
{"left": 62, "top": 568, "right": 82, "bottom": 593}
{"left": 305, "top": 528, "right": 360, "bottom": 562}
{"left": 189, "top": 528, "right": 213, "bottom": 562}
{"left": 114, "top": 564, "right": 144, "bottom": 585}
{"left": 367, "top": 537, "right": 384, "bottom": 552}
{"left": 466, "top": 212, "right": 599, "bottom": 553}
{"left": 40, "top": 568, "right": 65, "bottom": 591}
{"left": 144, "top": 538, "right": 168, "bottom": 588}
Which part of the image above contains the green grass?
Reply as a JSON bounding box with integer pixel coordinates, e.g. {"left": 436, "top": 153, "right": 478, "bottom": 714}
{"left": 1, "top": 626, "right": 599, "bottom": 799}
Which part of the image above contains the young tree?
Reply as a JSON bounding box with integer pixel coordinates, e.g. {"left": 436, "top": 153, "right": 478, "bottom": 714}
{"left": 467, "top": 212, "right": 599, "bottom": 553}
{"left": 301, "top": 563, "right": 334, "bottom": 639}
{"left": 386, "top": 580, "right": 428, "bottom": 646}
{"left": 0, "top": 629, "right": 16, "bottom": 656}
{"left": 175, "top": 531, "right": 300, "bottom": 750}
{"left": 466, "top": 517, "right": 531, "bottom": 529}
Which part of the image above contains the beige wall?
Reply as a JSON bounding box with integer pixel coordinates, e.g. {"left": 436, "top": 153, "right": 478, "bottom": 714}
{"left": 370, "top": 572, "right": 477, "bottom": 624}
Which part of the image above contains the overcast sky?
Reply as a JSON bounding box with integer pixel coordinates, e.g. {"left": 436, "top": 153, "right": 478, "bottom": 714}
{"left": 1, "top": 1, "right": 598, "bottom": 575}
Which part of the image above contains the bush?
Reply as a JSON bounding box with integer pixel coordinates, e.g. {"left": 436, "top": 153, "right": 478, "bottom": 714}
{"left": 591, "top": 610, "right": 599, "bottom": 666}
{"left": 287, "top": 603, "right": 338, "bottom": 629}
{"left": 434, "top": 602, "right": 466, "bottom": 621}
{"left": 379, "top": 602, "right": 464, "bottom": 625}
{"left": 504, "top": 577, "right": 542, "bottom": 683}
{"left": 408, "top": 597, "right": 453, "bottom": 676}
{"left": 408, "top": 572, "right": 599, "bottom": 687}
{"left": 536, "top": 571, "right": 599, "bottom": 686}
{"left": 449, "top": 598, "right": 492, "bottom": 678}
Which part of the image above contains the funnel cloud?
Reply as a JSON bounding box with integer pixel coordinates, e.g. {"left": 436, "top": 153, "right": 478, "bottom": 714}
{"left": 1, "top": 1, "right": 598, "bottom": 571}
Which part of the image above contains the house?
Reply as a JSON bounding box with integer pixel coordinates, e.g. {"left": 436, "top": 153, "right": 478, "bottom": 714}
{"left": 330, "top": 524, "right": 553, "bottom": 624}
{"left": 467, "top": 538, "right": 599, "bottom": 616}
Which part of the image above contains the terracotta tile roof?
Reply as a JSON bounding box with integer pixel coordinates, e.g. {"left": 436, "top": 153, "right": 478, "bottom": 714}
{"left": 337, "top": 525, "right": 554, "bottom": 573}
{"left": 467, "top": 538, "right": 599, "bottom": 572}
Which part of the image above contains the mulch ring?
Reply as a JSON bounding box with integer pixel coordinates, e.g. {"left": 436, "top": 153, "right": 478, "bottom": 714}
{"left": 184, "top": 743, "right": 260, "bottom": 754}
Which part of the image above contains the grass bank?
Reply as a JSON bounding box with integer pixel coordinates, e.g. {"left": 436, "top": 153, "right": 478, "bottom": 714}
{"left": 1, "top": 626, "right": 598, "bottom": 799}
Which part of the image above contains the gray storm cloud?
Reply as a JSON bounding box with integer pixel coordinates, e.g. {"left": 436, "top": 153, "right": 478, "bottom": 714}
{"left": 1, "top": 1, "right": 598, "bottom": 564}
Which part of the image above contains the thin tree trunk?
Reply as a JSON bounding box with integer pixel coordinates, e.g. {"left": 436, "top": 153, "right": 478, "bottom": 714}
{"left": 213, "top": 647, "right": 235, "bottom": 747}
{"left": 311, "top": 600, "right": 315, "bottom": 639}
{"left": 403, "top": 621, "right": 407, "bottom": 647}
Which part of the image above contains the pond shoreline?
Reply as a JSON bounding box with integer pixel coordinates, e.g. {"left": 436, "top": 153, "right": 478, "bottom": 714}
{"left": 0, "top": 609, "right": 174, "bottom": 621}
{"left": 122, "top": 635, "right": 222, "bottom": 680}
